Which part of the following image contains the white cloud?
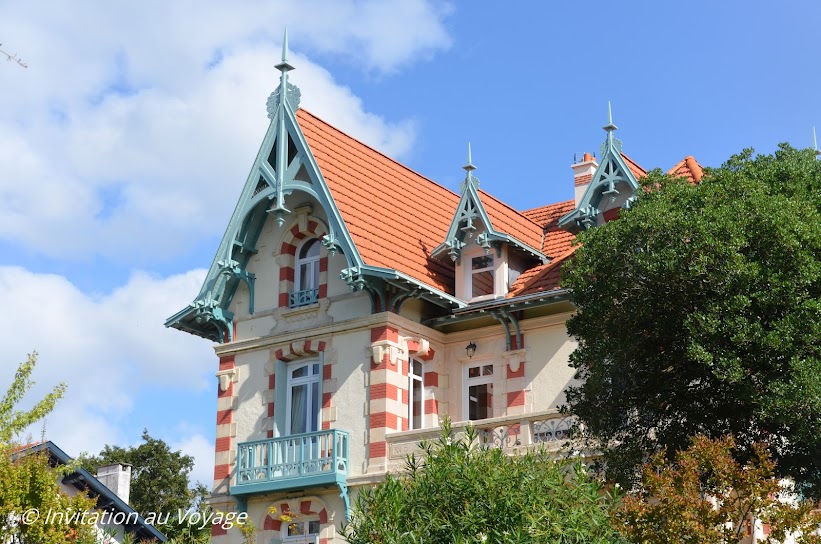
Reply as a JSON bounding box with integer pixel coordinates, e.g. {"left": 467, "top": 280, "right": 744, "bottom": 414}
{"left": 0, "top": 0, "right": 450, "bottom": 261}
{"left": 0, "top": 267, "right": 214, "bottom": 456}
{"left": 172, "top": 433, "right": 215, "bottom": 488}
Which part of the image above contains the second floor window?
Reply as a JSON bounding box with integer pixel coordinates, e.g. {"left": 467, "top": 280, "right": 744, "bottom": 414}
{"left": 291, "top": 239, "right": 320, "bottom": 308}
{"left": 409, "top": 359, "right": 424, "bottom": 430}
{"left": 287, "top": 361, "right": 320, "bottom": 435}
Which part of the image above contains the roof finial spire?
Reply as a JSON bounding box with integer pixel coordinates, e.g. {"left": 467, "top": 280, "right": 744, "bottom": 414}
{"left": 814, "top": 127, "right": 820, "bottom": 156}
{"left": 460, "top": 142, "right": 479, "bottom": 192}
{"left": 464, "top": 142, "right": 477, "bottom": 173}
{"left": 603, "top": 101, "right": 618, "bottom": 133}
{"left": 267, "top": 27, "right": 301, "bottom": 116}
{"left": 275, "top": 27, "right": 294, "bottom": 73}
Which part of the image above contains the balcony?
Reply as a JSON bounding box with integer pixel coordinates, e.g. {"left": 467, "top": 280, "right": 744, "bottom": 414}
{"left": 289, "top": 288, "right": 319, "bottom": 308}
{"left": 232, "top": 429, "right": 349, "bottom": 496}
{"left": 385, "top": 410, "right": 575, "bottom": 470}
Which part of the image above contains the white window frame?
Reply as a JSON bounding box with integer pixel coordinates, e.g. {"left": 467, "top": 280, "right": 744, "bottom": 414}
{"left": 295, "top": 238, "right": 321, "bottom": 294}
{"left": 463, "top": 361, "right": 495, "bottom": 421}
{"left": 285, "top": 361, "right": 321, "bottom": 435}
{"left": 469, "top": 253, "right": 495, "bottom": 300}
{"left": 281, "top": 517, "right": 320, "bottom": 543}
{"left": 457, "top": 244, "right": 508, "bottom": 302}
{"left": 408, "top": 358, "right": 425, "bottom": 430}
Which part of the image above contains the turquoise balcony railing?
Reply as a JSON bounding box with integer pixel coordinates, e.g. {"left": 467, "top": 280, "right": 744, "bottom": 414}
{"left": 232, "top": 429, "right": 349, "bottom": 496}
{"left": 289, "top": 288, "right": 319, "bottom": 308}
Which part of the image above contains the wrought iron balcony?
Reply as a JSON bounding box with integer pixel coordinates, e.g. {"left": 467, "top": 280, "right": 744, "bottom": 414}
{"left": 289, "top": 288, "right": 319, "bottom": 308}
{"left": 233, "top": 429, "right": 349, "bottom": 496}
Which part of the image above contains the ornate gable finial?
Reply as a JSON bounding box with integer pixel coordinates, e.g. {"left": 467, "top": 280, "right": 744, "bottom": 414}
{"left": 460, "top": 142, "right": 480, "bottom": 192}
{"left": 814, "top": 127, "right": 820, "bottom": 157}
{"left": 267, "top": 28, "right": 301, "bottom": 118}
{"left": 603, "top": 101, "right": 618, "bottom": 132}
{"left": 600, "top": 101, "right": 622, "bottom": 157}
{"left": 275, "top": 27, "right": 294, "bottom": 73}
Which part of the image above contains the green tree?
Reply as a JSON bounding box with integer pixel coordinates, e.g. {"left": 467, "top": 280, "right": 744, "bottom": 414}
{"left": 615, "top": 435, "right": 821, "bottom": 544}
{"left": 563, "top": 145, "right": 821, "bottom": 496}
{"left": 0, "top": 352, "right": 98, "bottom": 544}
{"left": 80, "top": 431, "right": 207, "bottom": 540}
{"left": 342, "top": 419, "right": 623, "bottom": 544}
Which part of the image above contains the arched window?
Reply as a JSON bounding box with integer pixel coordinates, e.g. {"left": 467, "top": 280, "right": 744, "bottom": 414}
{"left": 291, "top": 239, "right": 320, "bottom": 308}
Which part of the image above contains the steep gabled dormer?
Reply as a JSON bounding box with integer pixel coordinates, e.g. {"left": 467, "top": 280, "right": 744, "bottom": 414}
{"left": 432, "top": 146, "right": 546, "bottom": 302}
{"left": 165, "top": 32, "right": 363, "bottom": 342}
{"left": 558, "top": 105, "right": 641, "bottom": 233}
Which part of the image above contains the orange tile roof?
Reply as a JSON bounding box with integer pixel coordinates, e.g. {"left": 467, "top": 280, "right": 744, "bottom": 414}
{"left": 477, "top": 189, "right": 544, "bottom": 250}
{"left": 521, "top": 199, "right": 577, "bottom": 258}
{"left": 297, "top": 109, "right": 544, "bottom": 294}
{"left": 622, "top": 153, "right": 648, "bottom": 179}
{"left": 522, "top": 199, "right": 574, "bottom": 227}
{"left": 667, "top": 155, "right": 704, "bottom": 183}
{"left": 297, "top": 109, "right": 457, "bottom": 293}
{"left": 507, "top": 246, "right": 577, "bottom": 297}
{"left": 296, "top": 109, "right": 699, "bottom": 300}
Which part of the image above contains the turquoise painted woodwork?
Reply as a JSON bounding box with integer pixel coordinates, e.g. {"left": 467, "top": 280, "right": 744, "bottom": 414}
{"left": 432, "top": 144, "right": 546, "bottom": 264}
{"left": 165, "top": 32, "right": 363, "bottom": 341}
{"left": 166, "top": 33, "right": 469, "bottom": 342}
{"left": 233, "top": 429, "right": 350, "bottom": 519}
{"left": 558, "top": 103, "right": 640, "bottom": 232}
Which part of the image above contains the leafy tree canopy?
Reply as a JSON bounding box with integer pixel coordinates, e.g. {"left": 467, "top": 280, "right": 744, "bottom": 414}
{"left": 79, "top": 430, "right": 207, "bottom": 540}
{"left": 563, "top": 145, "right": 821, "bottom": 496}
{"left": 342, "top": 419, "right": 623, "bottom": 544}
{"left": 0, "top": 352, "right": 98, "bottom": 544}
{"left": 615, "top": 435, "right": 821, "bottom": 544}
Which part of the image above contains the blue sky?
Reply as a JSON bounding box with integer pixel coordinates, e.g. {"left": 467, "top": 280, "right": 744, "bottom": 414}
{"left": 2, "top": 0, "right": 819, "bottom": 487}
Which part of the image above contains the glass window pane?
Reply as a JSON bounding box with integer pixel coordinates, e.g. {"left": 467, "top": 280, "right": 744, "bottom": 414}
{"left": 468, "top": 383, "right": 492, "bottom": 420}
{"left": 287, "top": 521, "right": 303, "bottom": 536}
{"left": 472, "top": 269, "right": 494, "bottom": 297}
{"left": 312, "top": 363, "right": 320, "bottom": 375}
{"left": 483, "top": 364, "right": 493, "bottom": 376}
{"left": 299, "top": 263, "right": 311, "bottom": 291}
{"left": 472, "top": 255, "right": 493, "bottom": 270}
{"left": 292, "top": 365, "right": 308, "bottom": 379}
{"left": 308, "top": 520, "right": 320, "bottom": 535}
{"left": 300, "top": 239, "right": 320, "bottom": 259}
{"left": 412, "top": 377, "right": 422, "bottom": 429}
{"left": 468, "top": 366, "right": 480, "bottom": 378}
{"left": 290, "top": 383, "right": 308, "bottom": 433}
{"left": 311, "top": 381, "right": 319, "bottom": 432}
{"left": 412, "top": 359, "right": 422, "bottom": 378}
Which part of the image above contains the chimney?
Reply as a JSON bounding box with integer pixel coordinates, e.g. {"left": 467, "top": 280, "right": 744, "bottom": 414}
{"left": 96, "top": 464, "right": 132, "bottom": 504}
{"left": 572, "top": 152, "right": 597, "bottom": 206}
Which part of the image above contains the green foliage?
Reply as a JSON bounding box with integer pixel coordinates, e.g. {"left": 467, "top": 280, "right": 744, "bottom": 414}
{"left": 79, "top": 430, "right": 207, "bottom": 540}
{"left": 0, "top": 351, "right": 65, "bottom": 444}
{"left": 0, "top": 445, "right": 99, "bottom": 544}
{"left": 615, "top": 436, "right": 821, "bottom": 544}
{"left": 563, "top": 144, "right": 821, "bottom": 496}
{"left": 342, "top": 419, "right": 623, "bottom": 544}
{"left": 0, "top": 353, "right": 98, "bottom": 543}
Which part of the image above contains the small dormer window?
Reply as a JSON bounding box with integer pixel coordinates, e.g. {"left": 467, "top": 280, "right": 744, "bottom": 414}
{"left": 290, "top": 239, "right": 320, "bottom": 308}
{"left": 471, "top": 255, "right": 494, "bottom": 297}
{"left": 454, "top": 245, "right": 507, "bottom": 302}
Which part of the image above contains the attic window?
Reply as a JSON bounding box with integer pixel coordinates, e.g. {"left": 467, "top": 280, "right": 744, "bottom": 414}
{"left": 471, "top": 255, "right": 494, "bottom": 298}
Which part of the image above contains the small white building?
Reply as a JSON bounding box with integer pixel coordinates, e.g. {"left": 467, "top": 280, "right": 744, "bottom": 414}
{"left": 18, "top": 441, "right": 166, "bottom": 542}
